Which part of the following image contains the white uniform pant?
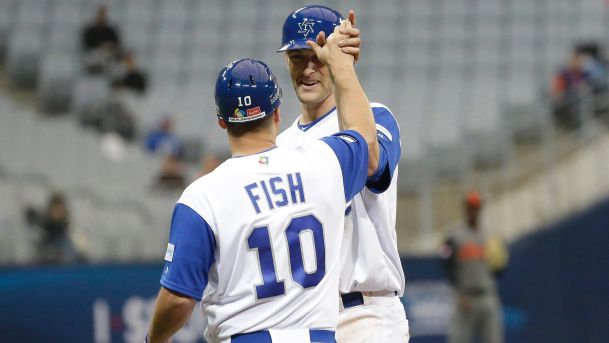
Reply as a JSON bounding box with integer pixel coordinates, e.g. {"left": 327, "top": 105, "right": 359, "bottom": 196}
{"left": 337, "top": 292, "right": 410, "bottom": 343}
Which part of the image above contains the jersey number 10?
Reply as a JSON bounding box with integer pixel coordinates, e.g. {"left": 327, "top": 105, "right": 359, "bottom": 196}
{"left": 247, "top": 214, "right": 325, "bottom": 300}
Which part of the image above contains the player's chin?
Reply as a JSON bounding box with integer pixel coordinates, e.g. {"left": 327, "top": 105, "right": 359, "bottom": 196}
{"left": 296, "top": 87, "right": 321, "bottom": 100}
{"left": 296, "top": 91, "right": 321, "bottom": 104}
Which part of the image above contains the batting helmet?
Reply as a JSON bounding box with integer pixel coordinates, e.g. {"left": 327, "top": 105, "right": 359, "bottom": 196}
{"left": 278, "top": 5, "right": 344, "bottom": 52}
{"left": 215, "top": 58, "right": 282, "bottom": 123}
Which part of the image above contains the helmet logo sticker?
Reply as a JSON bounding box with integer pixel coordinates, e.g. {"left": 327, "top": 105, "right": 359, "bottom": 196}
{"left": 230, "top": 108, "right": 267, "bottom": 122}
{"left": 298, "top": 19, "right": 315, "bottom": 37}
{"left": 246, "top": 107, "right": 262, "bottom": 116}
{"left": 234, "top": 108, "right": 247, "bottom": 118}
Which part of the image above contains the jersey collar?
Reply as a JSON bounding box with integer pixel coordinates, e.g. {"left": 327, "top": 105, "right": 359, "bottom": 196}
{"left": 296, "top": 107, "right": 336, "bottom": 132}
{"left": 231, "top": 146, "right": 277, "bottom": 158}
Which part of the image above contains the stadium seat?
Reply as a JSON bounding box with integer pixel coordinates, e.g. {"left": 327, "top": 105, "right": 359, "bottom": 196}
{"left": 6, "top": 29, "right": 43, "bottom": 89}
{"left": 72, "top": 76, "right": 110, "bottom": 118}
{"left": 13, "top": 0, "right": 48, "bottom": 31}
{"left": 38, "top": 54, "right": 78, "bottom": 113}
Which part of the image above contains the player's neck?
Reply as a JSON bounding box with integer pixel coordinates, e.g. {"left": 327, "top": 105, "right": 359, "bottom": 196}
{"left": 228, "top": 133, "right": 276, "bottom": 157}
{"left": 299, "top": 95, "right": 336, "bottom": 125}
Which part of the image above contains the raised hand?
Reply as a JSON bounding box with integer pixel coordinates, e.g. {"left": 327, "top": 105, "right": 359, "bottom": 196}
{"left": 311, "top": 10, "right": 361, "bottom": 63}
{"left": 306, "top": 20, "right": 354, "bottom": 68}
{"left": 339, "top": 10, "right": 361, "bottom": 62}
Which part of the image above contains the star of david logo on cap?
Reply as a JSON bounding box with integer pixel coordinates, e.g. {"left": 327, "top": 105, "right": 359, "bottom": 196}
{"left": 298, "top": 19, "right": 315, "bottom": 37}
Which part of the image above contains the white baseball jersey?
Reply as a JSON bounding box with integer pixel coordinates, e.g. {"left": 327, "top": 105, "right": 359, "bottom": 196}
{"left": 277, "top": 103, "right": 405, "bottom": 295}
{"left": 159, "top": 131, "right": 369, "bottom": 342}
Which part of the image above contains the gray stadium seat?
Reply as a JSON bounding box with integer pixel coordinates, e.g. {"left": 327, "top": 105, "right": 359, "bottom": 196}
{"left": 13, "top": 0, "right": 48, "bottom": 31}
{"left": 6, "top": 29, "right": 43, "bottom": 88}
{"left": 501, "top": 102, "right": 550, "bottom": 143}
{"left": 124, "top": 0, "right": 155, "bottom": 25}
{"left": 0, "top": 0, "right": 15, "bottom": 62}
{"left": 157, "top": 0, "right": 190, "bottom": 24}
{"left": 427, "top": 142, "right": 472, "bottom": 182}
{"left": 38, "top": 54, "right": 78, "bottom": 113}
{"left": 72, "top": 76, "right": 110, "bottom": 116}
{"left": 152, "top": 24, "right": 186, "bottom": 52}
{"left": 51, "top": 0, "right": 85, "bottom": 29}
{"left": 464, "top": 130, "right": 510, "bottom": 170}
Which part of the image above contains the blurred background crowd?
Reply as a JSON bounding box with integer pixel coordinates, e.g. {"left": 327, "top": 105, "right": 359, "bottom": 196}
{"left": 0, "top": 0, "right": 608, "bottom": 342}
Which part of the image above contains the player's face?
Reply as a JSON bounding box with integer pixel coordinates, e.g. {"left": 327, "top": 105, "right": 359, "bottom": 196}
{"left": 286, "top": 49, "right": 334, "bottom": 107}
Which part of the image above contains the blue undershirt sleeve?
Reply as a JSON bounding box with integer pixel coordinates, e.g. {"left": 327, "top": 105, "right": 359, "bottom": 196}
{"left": 366, "top": 106, "right": 402, "bottom": 193}
{"left": 320, "top": 130, "right": 369, "bottom": 202}
{"left": 160, "top": 203, "right": 216, "bottom": 301}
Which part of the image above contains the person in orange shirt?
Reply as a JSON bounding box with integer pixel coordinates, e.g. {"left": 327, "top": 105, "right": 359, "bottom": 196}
{"left": 440, "top": 191, "right": 508, "bottom": 343}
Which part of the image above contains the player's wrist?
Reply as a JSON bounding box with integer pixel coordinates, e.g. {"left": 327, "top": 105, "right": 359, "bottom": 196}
{"left": 329, "top": 63, "right": 356, "bottom": 81}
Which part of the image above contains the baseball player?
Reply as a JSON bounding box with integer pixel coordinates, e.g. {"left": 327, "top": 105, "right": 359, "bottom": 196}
{"left": 441, "top": 191, "right": 507, "bottom": 343}
{"left": 276, "top": 6, "right": 410, "bottom": 342}
{"left": 146, "top": 21, "right": 381, "bottom": 343}
{"left": 277, "top": 6, "right": 410, "bottom": 343}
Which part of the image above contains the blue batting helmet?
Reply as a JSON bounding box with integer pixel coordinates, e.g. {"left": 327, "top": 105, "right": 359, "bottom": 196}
{"left": 278, "top": 5, "right": 344, "bottom": 52}
{"left": 215, "top": 58, "right": 282, "bottom": 123}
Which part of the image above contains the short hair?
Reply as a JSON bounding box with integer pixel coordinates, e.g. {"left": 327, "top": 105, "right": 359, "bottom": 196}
{"left": 226, "top": 113, "right": 274, "bottom": 137}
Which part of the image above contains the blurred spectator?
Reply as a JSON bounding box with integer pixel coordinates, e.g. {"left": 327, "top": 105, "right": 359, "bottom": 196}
{"left": 551, "top": 44, "right": 608, "bottom": 128}
{"left": 112, "top": 52, "right": 148, "bottom": 95}
{"left": 81, "top": 5, "right": 122, "bottom": 74}
{"left": 154, "top": 155, "right": 187, "bottom": 191}
{"left": 440, "top": 190, "right": 508, "bottom": 343}
{"left": 105, "top": 88, "right": 138, "bottom": 141}
{"left": 79, "top": 88, "right": 137, "bottom": 142}
{"left": 145, "top": 116, "right": 185, "bottom": 158}
{"left": 25, "top": 192, "right": 79, "bottom": 264}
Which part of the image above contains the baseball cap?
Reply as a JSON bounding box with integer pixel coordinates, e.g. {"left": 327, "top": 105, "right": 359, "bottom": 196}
{"left": 465, "top": 190, "right": 483, "bottom": 208}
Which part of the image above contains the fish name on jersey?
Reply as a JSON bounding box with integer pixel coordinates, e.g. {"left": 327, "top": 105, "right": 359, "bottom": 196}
{"left": 244, "top": 172, "right": 306, "bottom": 214}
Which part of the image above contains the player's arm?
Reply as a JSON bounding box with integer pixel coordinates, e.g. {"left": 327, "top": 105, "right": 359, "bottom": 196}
{"left": 147, "top": 202, "right": 216, "bottom": 342}
{"left": 366, "top": 106, "right": 402, "bottom": 193}
{"left": 147, "top": 287, "right": 196, "bottom": 343}
{"left": 308, "top": 20, "right": 380, "bottom": 176}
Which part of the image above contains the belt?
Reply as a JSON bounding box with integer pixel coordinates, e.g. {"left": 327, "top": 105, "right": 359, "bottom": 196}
{"left": 340, "top": 291, "right": 398, "bottom": 308}
{"left": 231, "top": 329, "right": 335, "bottom": 343}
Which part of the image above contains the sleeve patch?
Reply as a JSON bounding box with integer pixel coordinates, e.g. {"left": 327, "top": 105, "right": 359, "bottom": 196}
{"left": 164, "top": 243, "right": 175, "bottom": 262}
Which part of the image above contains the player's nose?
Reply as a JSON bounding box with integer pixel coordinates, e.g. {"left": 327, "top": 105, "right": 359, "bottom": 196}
{"left": 303, "top": 61, "right": 316, "bottom": 76}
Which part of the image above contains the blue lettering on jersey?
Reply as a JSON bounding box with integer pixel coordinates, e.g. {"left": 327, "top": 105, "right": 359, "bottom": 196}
{"left": 269, "top": 176, "right": 288, "bottom": 206}
{"left": 287, "top": 172, "right": 306, "bottom": 203}
{"left": 245, "top": 173, "right": 306, "bottom": 214}
{"left": 245, "top": 183, "right": 262, "bottom": 213}
{"left": 259, "top": 180, "right": 275, "bottom": 210}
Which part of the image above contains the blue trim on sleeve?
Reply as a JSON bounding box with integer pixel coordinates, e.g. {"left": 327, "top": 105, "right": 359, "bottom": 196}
{"left": 366, "top": 106, "right": 401, "bottom": 194}
{"left": 320, "top": 130, "right": 369, "bottom": 202}
{"left": 297, "top": 107, "right": 336, "bottom": 132}
{"left": 160, "top": 203, "right": 216, "bottom": 301}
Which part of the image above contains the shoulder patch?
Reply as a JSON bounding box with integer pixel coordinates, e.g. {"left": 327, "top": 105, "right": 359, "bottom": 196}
{"left": 164, "top": 243, "right": 175, "bottom": 262}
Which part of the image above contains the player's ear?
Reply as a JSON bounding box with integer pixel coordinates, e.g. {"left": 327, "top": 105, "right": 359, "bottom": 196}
{"left": 218, "top": 118, "right": 228, "bottom": 129}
